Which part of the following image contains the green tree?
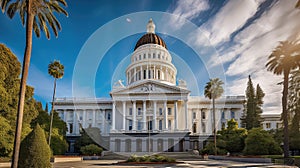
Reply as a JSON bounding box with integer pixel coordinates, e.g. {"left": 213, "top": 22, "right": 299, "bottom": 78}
{"left": 242, "top": 76, "right": 264, "bottom": 130}
{"left": 243, "top": 128, "right": 282, "bottom": 155}
{"left": 255, "top": 84, "right": 264, "bottom": 126}
{"left": 204, "top": 78, "right": 224, "bottom": 155}
{"left": 266, "top": 40, "right": 300, "bottom": 158}
{"left": 288, "top": 70, "right": 300, "bottom": 152}
{"left": 18, "top": 124, "right": 51, "bottom": 168}
{"left": 1, "top": 1, "right": 68, "bottom": 166}
{"left": 48, "top": 60, "right": 64, "bottom": 146}
{"left": 31, "top": 102, "right": 68, "bottom": 155}
{"left": 0, "top": 44, "right": 39, "bottom": 157}
{"left": 218, "top": 119, "right": 247, "bottom": 154}
{"left": 0, "top": 116, "right": 13, "bottom": 157}
{"left": 242, "top": 75, "right": 256, "bottom": 129}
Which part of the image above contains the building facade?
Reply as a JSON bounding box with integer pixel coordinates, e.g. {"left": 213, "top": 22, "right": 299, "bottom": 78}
{"left": 54, "top": 19, "right": 246, "bottom": 153}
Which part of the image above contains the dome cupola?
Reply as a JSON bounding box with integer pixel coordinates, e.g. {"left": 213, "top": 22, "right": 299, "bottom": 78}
{"left": 134, "top": 19, "right": 167, "bottom": 51}
{"left": 126, "top": 19, "right": 177, "bottom": 86}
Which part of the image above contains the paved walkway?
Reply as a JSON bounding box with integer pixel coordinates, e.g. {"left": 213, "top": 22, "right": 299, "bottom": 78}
{"left": 51, "top": 159, "right": 298, "bottom": 168}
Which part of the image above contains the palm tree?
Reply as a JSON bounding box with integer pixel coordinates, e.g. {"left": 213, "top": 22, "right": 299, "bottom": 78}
{"left": 296, "top": 0, "right": 300, "bottom": 8}
{"left": 204, "top": 78, "right": 224, "bottom": 155}
{"left": 48, "top": 60, "right": 64, "bottom": 146}
{"left": 1, "top": 1, "right": 67, "bottom": 167}
{"left": 266, "top": 40, "right": 300, "bottom": 158}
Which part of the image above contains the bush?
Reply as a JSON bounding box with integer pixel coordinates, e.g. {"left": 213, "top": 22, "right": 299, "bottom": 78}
{"left": 18, "top": 124, "right": 51, "bottom": 168}
{"left": 201, "top": 141, "right": 227, "bottom": 155}
{"left": 126, "top": 154, "right": 176, "bottom": 163}
{"left": 243, "top": 128, "right": 282, "bottom": 155}
{"left": 80, "top": 144, "right": 103, "bottom": 156}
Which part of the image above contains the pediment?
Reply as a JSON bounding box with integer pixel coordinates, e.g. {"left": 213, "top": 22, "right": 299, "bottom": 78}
{"left": 110, "top": 80, "right": 190, "bottom": 95}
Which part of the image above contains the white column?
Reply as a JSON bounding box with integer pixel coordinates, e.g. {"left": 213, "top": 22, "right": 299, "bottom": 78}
{"left": 134, "top": 68, "right": 136, "bottom": 82}
{"left": 73, "top": 110, "right": 76, "bottom": 134}
{"left": 185, "top": 100, "right": 188, "bottom": 130}
{"left": 153, "top": 66, "right": 155, "bottom": 79}
{"left": 101, "top": 109, "right": 105, "bottom": 134}
{"left": 129, "top": 70, "right": 131, "bottom": 84}
{"left": 153, "top": 101, "right": 157, "bottom": 130}
{"left": 122, "top": 101, "right": 126, "bottom": 131}
{"left": 143, "top": 100, "right": 147, "bottom": 130}
{"left": 92, "top": 109, "right": 96, "bottom": 127}
{"left": 133, "top": 101, "right": 136, "bottom": 131}
{"left": 83, "top": 110, "right": 86, "bottom": 128}
{"left": 174, "top": 101, "right": 178, "bottom": 130}
{"left": 112, "top": 101, "right": 116, "bottom": 131}
{"left": 164, "top": 101, "right": 168, "bottom": 130}
{"left": 146, "top": 65, "right": 149, "bottom": 79}
{"left": 140, "top": 66, "right": 143, "bottom": 80}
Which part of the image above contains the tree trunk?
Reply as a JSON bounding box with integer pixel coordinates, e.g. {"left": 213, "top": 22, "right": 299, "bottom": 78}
{"left": 11, "top": 0, "right": 34, "bottom": 167}
{"left": 213, "top": 97, "right": 217, "bottom": 155}
{"left": 283, "top": 70, "right": 290, "bottom": 158}
{"left": 49, "top": 78, "right": 57, "bottom": 146}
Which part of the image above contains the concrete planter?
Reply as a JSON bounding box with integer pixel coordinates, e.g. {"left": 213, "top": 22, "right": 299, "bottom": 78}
{"left": 208, "top": 155, "right": 272, "bottom": 163}
{"left": 51, "top": 156, "right": 82, "bottom": 163}
{"left": 82, "top": 156, "right": 101, "bottom": 160}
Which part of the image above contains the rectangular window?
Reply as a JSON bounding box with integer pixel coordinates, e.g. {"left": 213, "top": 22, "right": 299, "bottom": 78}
{"left": 193, "top": 123, "right": 197, "bottom": 133}
{"left": 138, "top": 108, "right": 142, "bottom": 115}
{"left": 202, "top": 123, "right": 206, "bottom": 133}
{"left": 139, "top": 55, "right": 141, "bottom": 60}
{"left": 69, "top": 123, "right": 73, "bottom": 134}
{"left": 168, "top": 120, "right": 172, "bottom": 130}
{"left": 201, "top": 111, "right": 206, "bottom": 119}
{"left": 129, "top": 120, "right": 132, "bottom": 130}
{"left": 159, "top": 108, "right": 163, "bottom": 115}
{"left": 148, "top": 53, "right": 151, "bottom": 58}
{"left": 153, "top": 53, "right": 156, "bottom": 58}
{"left": 266, "top": 123, "right": 271, "bottom": 129}
{"left": 231, "top": 111, "right": 235, "bottom": 119}
{"left": 137, "top": 120, "right": 142, "bottom": 130}
{"left": 159, "top": 120, "right": 163, "bottom": 130}
{"left": 144, "top": 54, "right": 146, "bottom": 59}
{"left": 107, "top": 113, "right": 111, "bottom": 120}
{"left": 193, "top": 112, "right": 196, "bottom": 119}
{"left": 221, "top": 111, "right": 225, "bottom": 119}
{"left": 168, "top": 108, "right": 172, "bottom": 115}
{"left": 88, "top": 112, "right": 92, "bottom": 120}
{"left": 129, "top": 108, "right": 132, "bottom": 115}
{"left": 143, "top": 70, "right": 147, "bottom": 79}
{"left": 158, "top": 54, "right": 160, "bottom": 59}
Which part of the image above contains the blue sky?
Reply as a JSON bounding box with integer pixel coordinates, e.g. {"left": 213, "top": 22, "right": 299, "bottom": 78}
{"left": 1, "top": 0, "right": 300, "bottom": 114}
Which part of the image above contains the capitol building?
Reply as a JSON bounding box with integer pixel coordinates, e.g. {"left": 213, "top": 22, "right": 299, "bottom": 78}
{"left": 54, "top": 19, "right": 248, "bottom": 153}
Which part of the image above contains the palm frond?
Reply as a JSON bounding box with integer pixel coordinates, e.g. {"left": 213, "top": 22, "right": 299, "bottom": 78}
{"left": 45, "top": 12, "right": 58, "bottom": 36}
{"left": 33, "top": 17, "right": 40, "bottom": 38}
{"left": 6, "top": 1, "right": 18, "bottom": 19}
{"left": 0, "top": 0, "right": 9, "bottom": 13}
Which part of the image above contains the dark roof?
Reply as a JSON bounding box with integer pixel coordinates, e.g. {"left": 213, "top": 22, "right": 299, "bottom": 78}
{"left": 134, "top": 33, "right": 167, "bottom": 51}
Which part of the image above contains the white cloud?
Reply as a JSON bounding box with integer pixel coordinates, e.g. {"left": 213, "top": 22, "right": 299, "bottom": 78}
{"left": 224, "top": 0, "right": 300, "bottom": 113}
{"left": 167, "top": 0, "right": 210, "bottom": 30}
{"left": 201, "top": 0, "right": 265, "bottom": 46}
{"left": 171, "top": 0, "right": 210, "bottom": 20}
